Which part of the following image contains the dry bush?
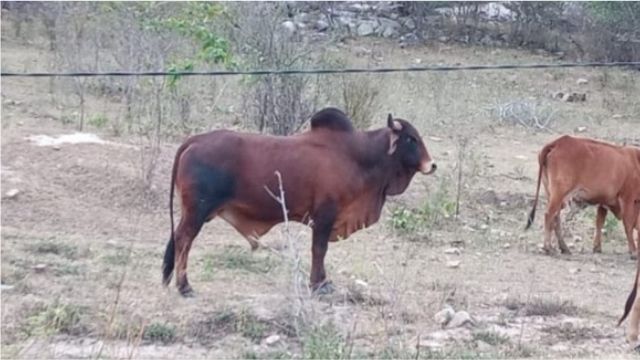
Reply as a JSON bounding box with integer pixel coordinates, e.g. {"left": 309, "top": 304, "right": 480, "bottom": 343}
{"left": 227, "top": 3, "right": 326, "bottom": 135}
{"left": 491, "top": 100, "right": 556, "bottom": 131}
{"left": 338, "top": 75, "right": 381, "bottom": 130}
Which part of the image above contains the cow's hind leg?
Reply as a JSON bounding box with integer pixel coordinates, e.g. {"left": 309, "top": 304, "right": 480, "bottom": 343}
{"left": 543, "top": 195, "right": 563, "bottom": 255}
{"left": 593, "top": 206, "right": 607, "bottom": 254}
{"left": 554, "top": 216, "right": 571, "bottom": 254}
{"left": 309, "top": 201, "right": 337, "bottom": 294}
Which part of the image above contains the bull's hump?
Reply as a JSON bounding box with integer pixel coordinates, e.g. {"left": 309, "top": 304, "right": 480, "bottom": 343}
{"left": 310, "top": 107, "right": 354, "bottom": 133}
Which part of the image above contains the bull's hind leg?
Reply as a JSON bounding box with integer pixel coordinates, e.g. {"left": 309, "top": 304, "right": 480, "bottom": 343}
{"left": 174, "top": 213, "right": 204, "bottom": 297}
{"left": 174, "top": 163, "right": 235, "bottom": 297}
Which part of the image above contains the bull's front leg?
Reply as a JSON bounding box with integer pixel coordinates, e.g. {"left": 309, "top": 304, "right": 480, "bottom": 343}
{"left": 310, "top": 201, "right": 337, "bottom": 294}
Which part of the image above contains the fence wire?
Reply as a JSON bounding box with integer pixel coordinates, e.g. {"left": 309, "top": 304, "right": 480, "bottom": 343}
{"left": 2, "top": 61, "right": 640, "bottom": 77}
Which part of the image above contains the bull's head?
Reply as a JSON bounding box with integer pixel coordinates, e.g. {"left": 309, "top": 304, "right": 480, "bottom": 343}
{"left": 386, "top": 113, "right": 436, "bottom": 195}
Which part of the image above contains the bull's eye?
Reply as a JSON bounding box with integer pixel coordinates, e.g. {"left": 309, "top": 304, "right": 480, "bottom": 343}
{"left": 405, "top": 136, "right": 415, "bottom": 144}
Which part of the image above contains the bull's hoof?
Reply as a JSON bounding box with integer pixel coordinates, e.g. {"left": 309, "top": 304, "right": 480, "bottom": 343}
{"left": 312, "top": 280, "right": 335, "bottom": 295}
{"left": 592, "top": 247, "right": 602, "bottom": 254}
{"left": 542, "top": 246, "right": 555, "bottom": 255}
{"left": 630, "top": 253, "right": 638, "bottom": 261}
{"left": 179, "top": 285, "right": 195, "bottom": 298}
{"left": 634, "top": 344, "right": 640, "bottom": 353}
{"left": 560, "top": 248, "right": 572, "bottom": 255}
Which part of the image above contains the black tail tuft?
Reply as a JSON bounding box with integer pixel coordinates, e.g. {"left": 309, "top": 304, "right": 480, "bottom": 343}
{"left": 525, "top": 208, "right": 536, "bottom": 230}
{"left": 619, "top": 283, "right": 638, "bottom": 326}
{"left": 162, "top": 235, "right": 175, "bottom": 286}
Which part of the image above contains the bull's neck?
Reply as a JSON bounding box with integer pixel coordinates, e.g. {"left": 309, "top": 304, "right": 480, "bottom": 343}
{"left": 356, "top": 128, "right": 414, "bottom": 196}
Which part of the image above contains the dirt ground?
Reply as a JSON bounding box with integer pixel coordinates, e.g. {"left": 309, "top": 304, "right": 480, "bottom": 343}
{"left": 2, "top": 18, "right": 640, "bottom": 360}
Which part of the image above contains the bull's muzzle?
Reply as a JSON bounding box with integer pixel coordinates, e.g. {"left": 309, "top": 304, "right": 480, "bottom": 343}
{"left": 420, "top": 160, "right": 437, "bottom": 175}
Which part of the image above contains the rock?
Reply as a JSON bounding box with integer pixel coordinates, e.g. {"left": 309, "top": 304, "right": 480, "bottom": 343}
{"left": 447, "top": 311, "right": 473, "bottom": 328}
{"left": 357, "top": 21, "right": 377, "bottom": 36}
{"left": 434, "top": 306, "right": 455, "bottom": 326}
{"left": 551, "top": 343, "right": 569, "bottom": 352}
{"left": 0, "top": 284, "right": 14, "bottom": 291}
{"left": 444, "top": 247, "right": 461, "bottom": 255}
{"left": 34, "top": 264, "right": 47, "bottom": 273}
{"left": 569, "top": 267, "right": 580, "bottom": 274}
{"left": 551, "top": 91, "right": 564, "bottom": 99}
{"left": 575, "top": 126, "right": 587, "bottom": 133}
{"left": 377, "top": 18, "right": 400, "bottom": 38}
{"left": 263, "top": 334, "right": 281, "bottom": 346}
{"left": 503, "top": 243, "right": 511, "bottom": 249}
{"left": 419, "top": 339, "right": 444, "bottom": 349}
{"left": 612, "top": 114, "right": 624, "bottom": 119}
{"left": 562, "top": 92, "right": 587, "bottom": 102}
{"left": 315, "top": 19, "right": 329, "bottom": 32}
{"left": 402, "top": 17, "right": 416, "bottom": 30}
{"left": 446, "top": 260, "right": 461, "bottom": 269}
{"left": 52, "top": 144, "right": 62, "bottom": 151}
{"left": 573, "top": 235, "right": 582, "bottom": 243}
{"left": 476, "top": 340, "right": 492, "bottom": 352}
{"left": 354, "top": 279, "right": 368, "bottom": 288}
{"left": 577, "top": 78, "right": 588, "bottom": 85}
{"left": 438, "top": 36, "right": 450, "bottom": 43}
{"left": 281, "top": 21, "right": 297, "bottom": 35}
{"left": 4, "top": 188, "right": 20, "bottom": 199}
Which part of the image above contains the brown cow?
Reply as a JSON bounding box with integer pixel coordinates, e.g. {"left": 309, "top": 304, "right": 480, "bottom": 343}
{"left": 162, "top": 108, "right": 436, "bottom": 296}
{"left": 525, "top": 135, "right": 640, "bottom": 256}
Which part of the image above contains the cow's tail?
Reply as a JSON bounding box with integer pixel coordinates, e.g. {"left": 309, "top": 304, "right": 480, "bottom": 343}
{"left": 162, "top": 143, "right": 187, "bottom": 286}
{"left": 619, "top": 258, "right": 640, "bottom": 326}
{"left": 526, "top": 144, "right": 553, "bottom": 230}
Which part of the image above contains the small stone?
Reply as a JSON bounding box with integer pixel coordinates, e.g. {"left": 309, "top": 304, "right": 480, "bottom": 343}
{"left": 0, "top": 284, "right": 14, "bottom": 291}
{"left": 447, "top": 311, "right": 473, "bottom": 328}
{"left": 589, "top": 267, "right": 598, "bottom": 273}
{"left": 503, "top": 243, "right": 511, "bottom": 249}
{"left": 576, "top": 126, "right": 587, "bottom": 133}
{"left": 438, "top": 36, "right": 449, "bottom": 43}
{"left": 569, "top": 268, "right": 580, "bottom": 274}
{"left": 34, "top": 264, "right": 47, "bottom": 273}
{"left": 5, "top": 188, "right": 20, "bottom": 199}
{"left": 577, "top": 78, "right": 588, "bottom": 85}
{"left": 434, "top": 306, "right": 455, "bottom": 326}
{"left": 551, "top": 91, "right": 564, "bottom": 99}
{"left": 52, "top": 144, "right": 62, "bottom": 151}
{"left": 444, "top": 247, "right": 461, "bottom": 255}
{"left": 551, "top": 344, "right": 569, "bottom": 352}
{"left": 476, "top": 340, "right": 492, "bottom": 352}
{"left": 264, "top": 334, "right": 281, "bottom": 346}
{"left": 429, "top": 136, "right": 443, "bottom": 142}
{"left": 281, "top": 21, "right": 296, "bottom": 35}
{"left": 612, "top": 114, "right": 624, "bottom": 119}
{"left": 419, "top": 340, "right": 444, "bottom": 349}
{"left": 573, "top": 236, "right": 582, "bottom": 243}
{"left": 354, "top": 279, "right": 368, "bottom": 288}
{"left": 315, "top": 20, "right": 329, "bottom": 32}
{"left": 446, "top": 260, "right": 461, "bottom": 269}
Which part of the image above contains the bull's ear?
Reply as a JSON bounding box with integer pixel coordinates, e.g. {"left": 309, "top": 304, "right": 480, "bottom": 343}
{"left": 387, "top": 114, "right": 402, "bottom": 132}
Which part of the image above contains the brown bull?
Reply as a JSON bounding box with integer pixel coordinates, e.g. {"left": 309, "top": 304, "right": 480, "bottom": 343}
{"left": 525, "top": 135, "right": 640, "bottom": 256}
{"left": 162, "top": 108, "right": 436, "bottom": 296}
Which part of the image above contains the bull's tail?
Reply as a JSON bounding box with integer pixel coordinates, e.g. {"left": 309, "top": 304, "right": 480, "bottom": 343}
{"left": 526, "top": 144, "right": 553, "bottom": 230}
{"left": 619, "top": 258, "right": 640, "bottom": 326}
{"left": 162, "top": 143, "right": 187, "bottom": 286}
